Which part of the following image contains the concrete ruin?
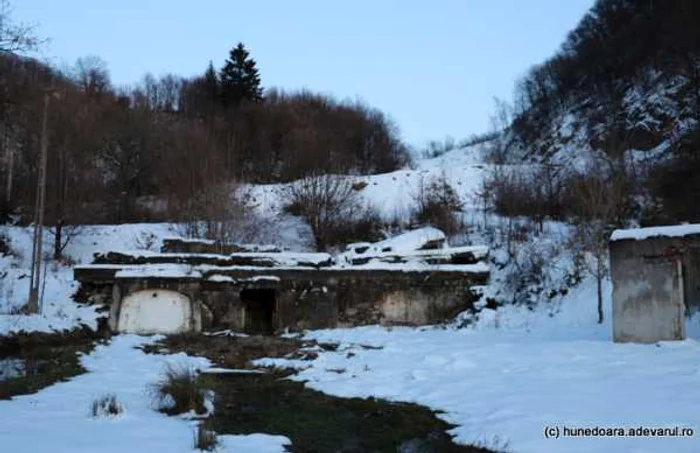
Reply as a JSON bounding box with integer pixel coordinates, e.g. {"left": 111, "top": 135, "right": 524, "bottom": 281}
{"left": 610, "top": 224, "right": 700, "bottom": 343}
{"left": 74, "top": 228, "right": 490, "bottom": 335}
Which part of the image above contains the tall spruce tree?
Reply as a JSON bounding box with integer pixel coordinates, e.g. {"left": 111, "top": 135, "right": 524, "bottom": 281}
{"left": 219, "top": 43, "right": 262, "bottom": 108}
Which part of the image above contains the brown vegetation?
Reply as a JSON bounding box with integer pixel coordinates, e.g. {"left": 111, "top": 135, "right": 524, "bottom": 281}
{"left": 0, "top": 5, "right": 410, "bottom": 245}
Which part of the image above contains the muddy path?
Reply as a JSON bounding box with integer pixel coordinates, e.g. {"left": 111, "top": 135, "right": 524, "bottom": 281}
{"left": 148, "top": 333, "right": 497, "bottom": 453}
{"left": 0, "top": 327, "right": 102, "bottom": 400}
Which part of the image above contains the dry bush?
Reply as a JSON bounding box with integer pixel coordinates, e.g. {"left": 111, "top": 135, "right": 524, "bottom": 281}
{"left": 193, "top": 423, "right": 219, "bottom": 451}
{"left": 91, "top": 394, "right": 124, "bottom": 418}
{"left": 412, "top": 173, "right": 464, "bottom": 235}
{"left": 135, "top": 231, "right": 159, "bottom": 251}
{"left": 285, "top": 174, "right": 363, "bottom": 251}
{"left": 327, "top": 205, "right": 385, "bottom": 246}
{"left": 150, "top": 364, "right": 207, "bottom": 415}
{"left": 481, "top": 165, "right": 567, "bottom": 226}
{"left": 420, "top": 136, "right": 457, "bottom": 159}
{"left": 351, "top": 180, "right": 368, "bottom": 191}
{"left": 176, "top": 183, "right": 276, "bottom": 245}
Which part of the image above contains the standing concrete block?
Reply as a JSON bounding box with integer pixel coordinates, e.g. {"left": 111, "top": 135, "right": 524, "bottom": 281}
{"left": 609, "top": 225, "right": 700, "bottom": 343}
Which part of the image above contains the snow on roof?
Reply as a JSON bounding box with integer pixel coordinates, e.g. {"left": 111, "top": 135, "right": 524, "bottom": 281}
{"left": 207, "top": 274, "right": 236, "bottom": 283}
{"left": 105, "top": 250, "right": 226, "bottom": 259}
{"left": 337, "top": 261, "right": 491, "bottom": 274}
{"left": 206, "top": 274, "right": 281, "bottom": 283}
{"left": 81, "top": 261, "right": 490, "bottom": 278}
{"left": 99, "top": 249, "right": 332, "bottom": 266}
{"left": 161, "top": 236, "right": 216, "bottom": 245}
{"left": 115, "top": 265, "right": 202, "bottom": 279}
{"left": 228, "top": 252, "right": 332, "bottom": 266}
{"left": 374, "top": 227, "right": 446, "bottom": 253}
{"left": 81, "top": 227, "right": 489, "bottom": 278}
{"left": 611, "top": 223, "right": 700, "bottom": 242}
{"left": 339, "top": 244, "right": 488, "bottom": 265}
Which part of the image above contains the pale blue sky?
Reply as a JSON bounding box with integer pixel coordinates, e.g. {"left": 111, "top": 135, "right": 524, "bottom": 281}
{"left": 14, "top": 0, "right": 593, "bottom": 147}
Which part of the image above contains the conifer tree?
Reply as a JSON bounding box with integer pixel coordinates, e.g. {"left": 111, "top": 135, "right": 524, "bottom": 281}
{"left": 219, "top": 43, "right": 262, "bottom": 108}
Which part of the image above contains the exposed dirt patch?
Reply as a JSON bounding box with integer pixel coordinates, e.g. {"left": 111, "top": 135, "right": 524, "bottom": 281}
{"left": 148, "top": 333, "right": 498, "bottom": 453}
{"left": 0, "top": 325, "right": 102, "bottom": 357}
{"left": 141, "top": 332, "right": 311, "bottom": 371}
{"left": 201, "top": 373, "right": 496, "bottom": 453}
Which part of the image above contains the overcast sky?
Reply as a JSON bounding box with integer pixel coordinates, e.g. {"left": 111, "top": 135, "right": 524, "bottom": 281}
{"left": 14, "top": 0, "right": 593, "bottom": 147}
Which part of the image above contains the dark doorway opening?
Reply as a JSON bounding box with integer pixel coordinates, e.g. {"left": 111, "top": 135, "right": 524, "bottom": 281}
{"left": 240, "top": 288, "right": 276, "bottom": 334}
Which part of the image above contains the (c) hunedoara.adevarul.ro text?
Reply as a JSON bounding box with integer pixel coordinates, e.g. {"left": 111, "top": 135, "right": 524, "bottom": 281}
{"left": 543, "top": 425, "right": 695, "bottom": 439}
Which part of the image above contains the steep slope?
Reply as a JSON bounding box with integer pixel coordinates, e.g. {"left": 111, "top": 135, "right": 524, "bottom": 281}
{"left": 503, "top": 0, "right": 700, "bottom": 223}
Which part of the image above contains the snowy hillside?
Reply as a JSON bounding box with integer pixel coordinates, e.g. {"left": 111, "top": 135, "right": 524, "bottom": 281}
{"left": 0, "top": 144, "right": 649, "bottom": 331}
{"left": 245, "top": 144, "right": 490, "bottom": 225}
{"left": 1, "top": 145, "right": 494, "bottom": 333}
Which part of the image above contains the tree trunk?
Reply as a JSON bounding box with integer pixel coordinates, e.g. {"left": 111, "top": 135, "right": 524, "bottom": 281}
{"left": 54, "top": 219, "right": 63, "bottom": 260}
{"left": 28, "top": 92, "right": 51, "bottom": 314}
{"left": 3, "top": 123, "right": 14, "bottom": 206}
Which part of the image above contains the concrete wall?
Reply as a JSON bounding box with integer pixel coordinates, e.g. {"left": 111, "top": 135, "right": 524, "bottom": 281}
{"left": 85, "top": 269, "right": 484, "bottom": 335}
{"left": 610, "top": 237, "right": 693, "bottom": 343}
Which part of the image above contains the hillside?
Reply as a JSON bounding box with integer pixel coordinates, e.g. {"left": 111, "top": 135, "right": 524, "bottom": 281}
{"left": 500, "top": 0, "right": 700, "bottom": 225}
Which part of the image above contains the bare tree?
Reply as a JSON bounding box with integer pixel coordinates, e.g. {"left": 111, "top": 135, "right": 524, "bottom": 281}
{"left": 569, "top": 162, "right": 628, "bottom": 324}
{"left": 72, "top": 56, "right": 111, "bottom": 98}
{"left": 158, "top": 74, "right": 182, "bottom": 112}
{"left": 412, "top": 171, "right": 463, "bottom": 235}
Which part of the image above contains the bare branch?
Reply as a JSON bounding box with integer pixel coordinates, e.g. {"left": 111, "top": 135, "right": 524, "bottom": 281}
{"left": 0, "top": 0, "right": 42, "bottom": 54}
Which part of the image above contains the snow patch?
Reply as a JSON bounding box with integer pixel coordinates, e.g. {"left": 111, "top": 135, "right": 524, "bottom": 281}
{"left": 611, "top": 223, "right": 700, "bottom": 241}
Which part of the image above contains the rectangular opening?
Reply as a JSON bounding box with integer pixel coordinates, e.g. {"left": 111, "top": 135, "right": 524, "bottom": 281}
{"left": 240, "top": 288, "right": 276, "bottom": 334}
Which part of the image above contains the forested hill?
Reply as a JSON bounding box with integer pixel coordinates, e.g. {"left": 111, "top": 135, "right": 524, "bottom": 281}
{"left": 0, "top": 47, "right": 410, "bottom": 225}
{"left": 499, "top": 0, "right": 700, "bottom": 225}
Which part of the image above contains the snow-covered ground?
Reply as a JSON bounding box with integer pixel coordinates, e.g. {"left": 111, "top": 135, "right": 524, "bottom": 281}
{"left": 261, "top": 279, "right": 700, "bottom": 453}
{"left": 0, "top": 335, "right": 290, "bottom": 453}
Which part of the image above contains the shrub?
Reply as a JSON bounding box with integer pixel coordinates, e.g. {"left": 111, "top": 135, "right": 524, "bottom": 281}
{"left": 135, "top": 231, "right": 159, "bottom": 251}
{"left": 150, "top": 364, "right": 207, "bottom": 415}
{"left": 284, "top": 174, "right": 358, "bottom": 251}
{"left": 351, "top": 180, "right": 368, "bottom": 191}
{"left": 327, "top": 205, "right": 385, "bottom": 246}
{"left": 413, "top": 173, "right": 464, "bottom": 235}
{"left": 193, "top": 423, "right": 220, "bottom": 451}
{"left": 176, "top": 184, "right": 278, "bottom": 245}
{"left": 282, "top": 198, "right": 305, "bottom": 216}
{"left": 91, "top": 394, "right": 124, "bottom": 418}
{"left": 420, "top": 136, "right": 457, "bottom": 159}
{"left": 480, "top": 165, "right": 568, "bottom": 223}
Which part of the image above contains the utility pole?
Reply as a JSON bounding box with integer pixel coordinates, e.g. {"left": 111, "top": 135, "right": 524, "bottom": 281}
{"left": 28, "top": 90, "right": 54, "bottom": 313}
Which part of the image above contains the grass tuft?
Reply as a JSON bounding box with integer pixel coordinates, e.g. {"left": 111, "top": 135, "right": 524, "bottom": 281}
{"left": 91, "top": 394, "right": 124, "bottom": 418}
{"left": 150, "top": 363, "right": 207, "bottom": 415}
{"left": 193, "top": 423, "right": 220, "bottom": 451}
